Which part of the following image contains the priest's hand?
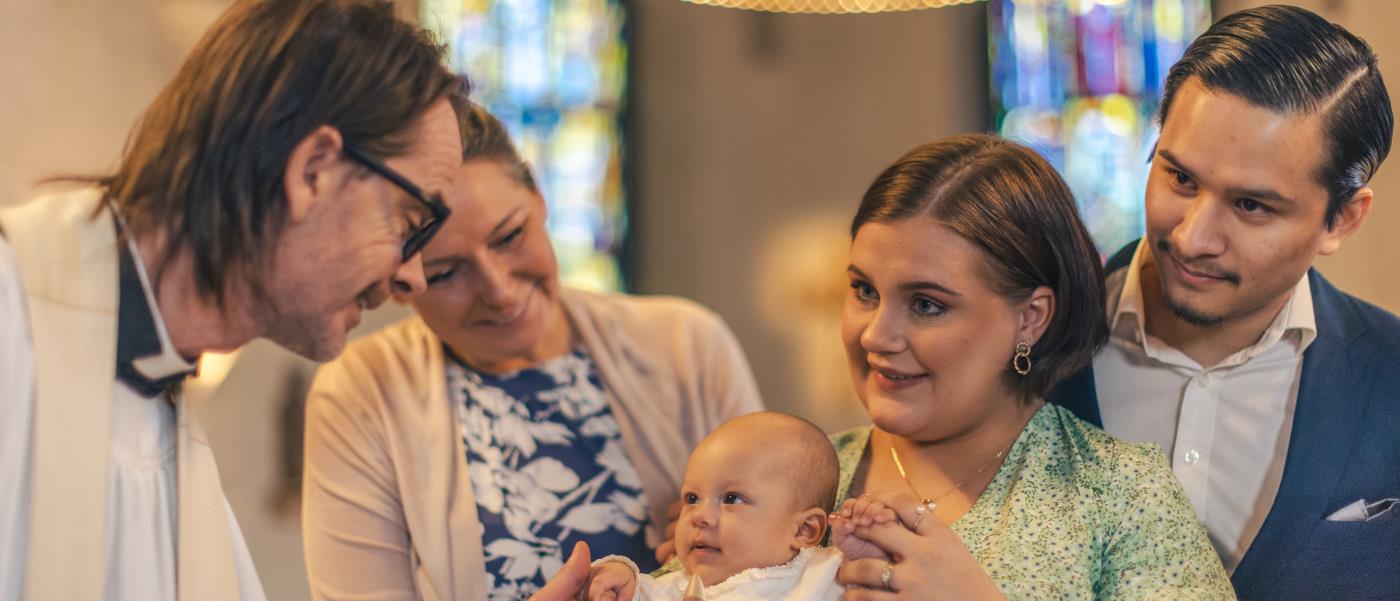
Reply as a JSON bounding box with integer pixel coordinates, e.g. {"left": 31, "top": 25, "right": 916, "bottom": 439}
{"left": 529, "top": 541, "right": 592, "bottom": 601}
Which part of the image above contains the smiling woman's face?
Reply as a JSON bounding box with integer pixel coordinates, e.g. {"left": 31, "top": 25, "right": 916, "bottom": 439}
{"left": 841, "top": 218, "right": 1026, "bottom": 443}
{"left": 408, "top": 158, "right": 567, "bottom": 372}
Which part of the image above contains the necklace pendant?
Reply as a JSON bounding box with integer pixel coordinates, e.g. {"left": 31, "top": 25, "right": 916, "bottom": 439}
{"left": 910, "top": 499, "right": 937, "bottom": 530}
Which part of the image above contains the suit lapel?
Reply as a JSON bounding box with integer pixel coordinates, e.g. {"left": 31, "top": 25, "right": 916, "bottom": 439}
{"left": 1231, "top": 270, "right": 1365, "bottom": 597}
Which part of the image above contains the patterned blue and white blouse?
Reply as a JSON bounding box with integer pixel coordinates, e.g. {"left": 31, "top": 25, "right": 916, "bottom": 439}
{"left": 447, "top": 347, "right": 657, "bottom": 600}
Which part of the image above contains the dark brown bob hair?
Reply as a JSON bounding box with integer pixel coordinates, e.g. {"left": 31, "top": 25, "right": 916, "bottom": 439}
{"left": 103, "top": 0, "right": 464, "bottom": 307}
{"left": 851, "top": 134, "right": 1108, "bottom": 398}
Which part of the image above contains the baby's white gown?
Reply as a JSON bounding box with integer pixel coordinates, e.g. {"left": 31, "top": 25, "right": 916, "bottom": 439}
{"left": 599, "top": 547, "right": 844, "bottom": 601}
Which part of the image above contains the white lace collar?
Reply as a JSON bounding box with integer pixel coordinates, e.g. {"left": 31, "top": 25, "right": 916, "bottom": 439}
{"left": 690, "top": 547, "right": 820, "bottom": 595}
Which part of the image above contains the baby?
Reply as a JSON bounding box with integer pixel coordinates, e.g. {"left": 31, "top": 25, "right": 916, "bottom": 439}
{"left": 583, "top": 412, "right": 848, "bottom": 601}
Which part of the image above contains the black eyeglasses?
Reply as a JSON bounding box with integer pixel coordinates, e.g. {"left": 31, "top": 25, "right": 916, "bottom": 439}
{"left": 343, "top": 143, "right": 451, "bottom": 262}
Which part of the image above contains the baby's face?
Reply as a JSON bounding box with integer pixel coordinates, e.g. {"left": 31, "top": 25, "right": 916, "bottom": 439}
{"left": 674, "top": 434, "right": 808, "bottom": 586}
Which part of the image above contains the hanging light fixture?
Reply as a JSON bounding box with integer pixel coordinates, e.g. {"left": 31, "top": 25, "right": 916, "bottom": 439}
{"left": 680, "top": 0, "right": 983, "bottom": 14}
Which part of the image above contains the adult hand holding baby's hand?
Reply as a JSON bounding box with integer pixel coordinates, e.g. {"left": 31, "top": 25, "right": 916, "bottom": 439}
{"left": 586, "top": 560, "right": 639, "bottom": 601}
{"left": 834, "top": 491, "right": 1008, "bottom": 601}
{"left": 830, "top": 495, "right": 898, "bottom": 562}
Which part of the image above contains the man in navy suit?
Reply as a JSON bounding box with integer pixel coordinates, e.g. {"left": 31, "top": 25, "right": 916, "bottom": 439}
{"left": 1049, "top": 5, "right": 1398, "bottom": 600}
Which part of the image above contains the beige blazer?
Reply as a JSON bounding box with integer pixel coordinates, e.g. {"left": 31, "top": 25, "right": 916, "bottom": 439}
{"left": 0, "top": 189, "right": 243, "bottom": 601}
{"left": 302, "top": 289, "right": 764, "bottom": 601}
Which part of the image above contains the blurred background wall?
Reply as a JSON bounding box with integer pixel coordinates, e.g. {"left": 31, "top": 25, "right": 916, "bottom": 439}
{"left": 0, "top": 1, "right": 1394, "bottom": 599}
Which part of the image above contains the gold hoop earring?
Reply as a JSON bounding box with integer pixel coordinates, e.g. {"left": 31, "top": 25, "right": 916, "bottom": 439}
{"left": 1012, "top": 341, "right": 1032, "bottom": 376}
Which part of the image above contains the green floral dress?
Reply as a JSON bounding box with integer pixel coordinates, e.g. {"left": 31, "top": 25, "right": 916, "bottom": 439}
{"left": 832, "top": 404, "right": 1235, "bottom": 600}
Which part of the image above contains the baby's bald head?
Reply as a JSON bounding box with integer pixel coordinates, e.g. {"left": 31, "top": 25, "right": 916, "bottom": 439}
{"left": 692, "top": 411, "right": 839, "bottom": 513}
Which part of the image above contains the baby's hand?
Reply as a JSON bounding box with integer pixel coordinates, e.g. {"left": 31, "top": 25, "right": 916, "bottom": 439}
{"left": 841, "top": 495, "right": 900, "bottom": 528}
{"left": 830, "top": 496, "right": 897, "bottom": 561}
{"left": 586, "top": 560, "right": 638, "bottom": 601}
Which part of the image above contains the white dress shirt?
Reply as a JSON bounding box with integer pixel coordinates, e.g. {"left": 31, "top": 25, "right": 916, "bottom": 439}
{"left": 1093, "top": 240, "right": 1314, "bottom": 573}
{"left": 0, "top": 235, "right": 264, "bottom": 601}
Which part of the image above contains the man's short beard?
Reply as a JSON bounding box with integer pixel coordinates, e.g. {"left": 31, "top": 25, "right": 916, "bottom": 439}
{"left": 256, "top": 285, "right": 346, "bottom": 362}
{"left": 1167, "top": 299, "right": 1226, "bottom": 328}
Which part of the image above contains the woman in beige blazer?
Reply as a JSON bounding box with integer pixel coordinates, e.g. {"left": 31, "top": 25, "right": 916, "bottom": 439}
{"left": 302, "top": 102, "right": 764, "bottom": 601}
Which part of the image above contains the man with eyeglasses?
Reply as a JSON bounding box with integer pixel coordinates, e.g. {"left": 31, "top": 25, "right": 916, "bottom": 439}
{"left": 0, "top": 2, "right": 463, "bottom": 600}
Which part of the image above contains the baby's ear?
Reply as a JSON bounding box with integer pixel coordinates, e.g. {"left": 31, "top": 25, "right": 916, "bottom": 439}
{"left": 792, "top": 507, "right": 828, "bottom": 550}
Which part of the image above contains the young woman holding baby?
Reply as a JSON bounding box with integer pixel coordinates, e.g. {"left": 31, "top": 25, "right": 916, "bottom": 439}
{"left": 538, "top": 134, "right": 1233, "bottom": 601}
{"left": 822, "top": 134, "right": 1233, "bottom": 599}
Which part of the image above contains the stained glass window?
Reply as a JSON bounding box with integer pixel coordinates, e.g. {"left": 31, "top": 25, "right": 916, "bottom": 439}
{"left": 991, "top": 0, "right": 1210, "bottom": 255}
{"left": 422, "top": 0, "right": 629, "bottom": 292}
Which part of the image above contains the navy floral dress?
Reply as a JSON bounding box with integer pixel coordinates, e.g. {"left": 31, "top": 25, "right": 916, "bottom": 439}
{"left": 447, "top": 348, "right": 657, "bottom": 600}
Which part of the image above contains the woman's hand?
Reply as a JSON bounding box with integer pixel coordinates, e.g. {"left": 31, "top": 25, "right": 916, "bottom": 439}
{"left": 834, "top": 491, "right": 1007, "bottom": 601}
{"left": 529, "top": 542, "right": 592, "bottom": 601}
{"left": 654, "top": 499, "right": 683, "bottom": 564}
{"left": 586, "top": 560, "right": 639, "bottom": 601}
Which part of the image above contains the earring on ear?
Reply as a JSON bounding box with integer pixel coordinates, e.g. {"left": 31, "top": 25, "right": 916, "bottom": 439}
{"left": 1012, "top": 341, "right": 1032, "bottom": 376}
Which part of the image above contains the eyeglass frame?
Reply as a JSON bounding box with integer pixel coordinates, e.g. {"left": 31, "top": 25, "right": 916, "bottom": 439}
{"left": 342, "top": 142, "right": 452, "bottom": 262}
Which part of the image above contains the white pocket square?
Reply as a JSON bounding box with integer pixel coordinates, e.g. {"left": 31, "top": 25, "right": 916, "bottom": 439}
{"left": 1326, "top": 498, "right": 1398, "bottom": 522}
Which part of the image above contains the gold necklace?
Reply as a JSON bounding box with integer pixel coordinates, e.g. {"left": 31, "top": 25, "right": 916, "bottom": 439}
{"left": 888, "top": 438, "right": 1013, "bottom": 509}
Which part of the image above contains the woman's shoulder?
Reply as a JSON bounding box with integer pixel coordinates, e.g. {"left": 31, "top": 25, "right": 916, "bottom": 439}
{"left": 829, "top": 426, "right": 871, "bottom": 506}
{"left": 327, "top": 314, "right": 436, "bottom": 373}
{"left": 1035, "top": 404, "right": 1175, "bottom": 494}
{"left": 308, "top": 314, "right": 439, "bottom": 407}
{"left": 829, "top": 426, "right": 872, "bottom": 456}
{"left": 562, "top": 288, "right": 745, "bottom": 369}
{"left": 1025, "top": 406, "right": 1211, "bottom": 560}
{"left": 1032, "top": 410, "right": 1231, "bottom": 597}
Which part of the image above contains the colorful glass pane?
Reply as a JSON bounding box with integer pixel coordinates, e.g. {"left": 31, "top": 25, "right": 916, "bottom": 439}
{"left": 423, "top": 0, "right": 628, "bottom": 292}
{"left": 991, "top": 0, "right": 1210, "bottom": 256}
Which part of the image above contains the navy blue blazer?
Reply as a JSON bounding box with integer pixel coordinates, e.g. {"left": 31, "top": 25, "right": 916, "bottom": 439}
{"left": 1049, "top": 242, "right": 1400, "bottom": 600}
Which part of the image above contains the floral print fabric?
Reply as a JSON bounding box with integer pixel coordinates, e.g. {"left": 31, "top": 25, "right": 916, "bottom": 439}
{"left": 449, "top": 348, "right": 656, "bottom": 599}
{"left": 831, "top": 404, "right": 1235, "bottom": 600}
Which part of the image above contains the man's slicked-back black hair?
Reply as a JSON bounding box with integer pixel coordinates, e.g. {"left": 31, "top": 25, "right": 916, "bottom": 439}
{"left": 1158, "top": 4, "right": 1392, "bottom": 229}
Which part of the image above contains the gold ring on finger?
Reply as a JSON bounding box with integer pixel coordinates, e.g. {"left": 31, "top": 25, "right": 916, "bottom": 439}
{"left": 880, "top": 562, "right": 894, "bottom": 591}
